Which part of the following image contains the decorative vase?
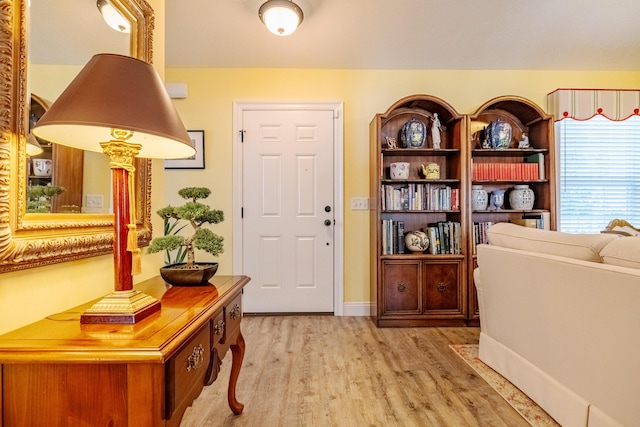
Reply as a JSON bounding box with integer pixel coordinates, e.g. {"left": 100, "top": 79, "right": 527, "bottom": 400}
{"left": 390, "top": 162, "right": 410, "bottom": 179}
{"left": 486, "top": 119, "right": 512, "bottom": 149}
{"left": 421, "top": 163, "right": 440, "bottom": 179}
{"left": 404, "top": 230, "right": 429, "bottom": 253}
{"left": 509, "top": 185, "right": 535, "bottom": 210}
{"left": 400, "top": 118, "right": 427, "bottom": 149}
{"left": 490, "top": 189, "right": 505, "bottom": 210}
{"left": 160, "top": 262, "right": 219, "bottom": 286}
{"left": 32, "top": 158, "right": 52, "bottom": 177}
{"left": 471, "top": 185, "right": 488, "bottom": 211}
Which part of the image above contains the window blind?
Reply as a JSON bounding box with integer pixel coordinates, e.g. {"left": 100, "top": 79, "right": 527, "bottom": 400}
{"left": 557, "top": 115, "right": 640, "bottom": 233}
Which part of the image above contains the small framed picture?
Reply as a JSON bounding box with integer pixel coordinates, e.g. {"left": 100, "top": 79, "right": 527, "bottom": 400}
{"left": 164, "top": 130, "right": 205, "bottom": 169}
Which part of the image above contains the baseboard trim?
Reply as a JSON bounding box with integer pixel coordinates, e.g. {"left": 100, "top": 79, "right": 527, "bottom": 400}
{"left": 242, "top": 303, "right": 373, "bottom": 317}
{"left": 342, "top": 302, "right": 372, "bottom": 317}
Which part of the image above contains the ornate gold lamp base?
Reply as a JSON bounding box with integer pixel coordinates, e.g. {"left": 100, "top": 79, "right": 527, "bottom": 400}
{"left": 80, "top": 290, "right": 161, "bottom": 324}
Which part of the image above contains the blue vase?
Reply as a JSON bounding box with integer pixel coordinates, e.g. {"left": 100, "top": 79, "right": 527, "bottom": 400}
{"left": 401, "top": 118, "right": 427, "bottom": 149}
{"left": 486, "top": 119, "right": 512, "bottom": 149}
{"left": 490, "top": 189, "right": 506, "bottom": 210}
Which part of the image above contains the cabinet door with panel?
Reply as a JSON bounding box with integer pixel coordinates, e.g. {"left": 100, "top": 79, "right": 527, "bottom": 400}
{"left": 382, "top": 260, "right": 421, "bottom": 315}
{"left": 423, "top": 260, "right": 463, "bottom": 316}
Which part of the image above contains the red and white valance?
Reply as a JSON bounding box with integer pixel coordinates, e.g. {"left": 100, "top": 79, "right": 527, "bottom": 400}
{"left": 547, "top": 89, "right": 640, "bottom": 121}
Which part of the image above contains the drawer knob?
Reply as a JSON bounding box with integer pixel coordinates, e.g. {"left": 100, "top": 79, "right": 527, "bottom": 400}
{"left": 437, "top": 282, "right": 447, "bottom": 292}
{"left": 186, "top": 344, "right": 205, "bottom": 372}
{"left": 230, "top": 303, "right": 241, "bottom": 320}
{"left": 397, "top": 283, "right": 406, "bottom": 292}
{"left": 214, "top": 319, "right": 225, "bottom": 336}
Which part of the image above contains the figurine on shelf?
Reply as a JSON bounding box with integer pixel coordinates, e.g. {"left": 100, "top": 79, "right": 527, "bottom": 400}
{"left": 431, "top": 113, "right": 442, "bottom": 149}
{"left": 518, "top": 133, "right": 530, "bottom": 149}
{"left": 385, "top": 136, "right": 398, "bottom": 149}
{"left": 482, "top": 127, "right": 491, "bottom": 149}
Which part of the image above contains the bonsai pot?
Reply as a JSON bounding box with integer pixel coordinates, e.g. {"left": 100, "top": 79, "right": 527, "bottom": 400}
{"left": 160, "top": 262, "right": 219, "bottom": 286}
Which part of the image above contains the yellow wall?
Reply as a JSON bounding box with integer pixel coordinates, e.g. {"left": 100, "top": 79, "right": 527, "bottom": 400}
{"left": 0, "top": 0, "right": 167, "bottom": 335}
{"left": 165, "top": 68, "right": 640, "bottom": 304}
{"left": 1, "top": 0, "right": 639, "bottom": 334}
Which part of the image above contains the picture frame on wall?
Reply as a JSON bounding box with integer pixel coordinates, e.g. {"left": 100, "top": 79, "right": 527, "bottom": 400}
{"left": 164, "top": 130, "right": 205, "bottom": 169}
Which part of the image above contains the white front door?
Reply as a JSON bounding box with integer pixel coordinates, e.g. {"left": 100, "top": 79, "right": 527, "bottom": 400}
{"left": 240, "top": 108, "right": 336, "bottom": 312}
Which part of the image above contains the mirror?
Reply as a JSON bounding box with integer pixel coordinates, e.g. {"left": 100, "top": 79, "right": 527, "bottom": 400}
{"left": 0, "top": 0, "right": 154, "bottom": 272}
{"left": 28, "top": 0, "right": 132, "bottom": 215}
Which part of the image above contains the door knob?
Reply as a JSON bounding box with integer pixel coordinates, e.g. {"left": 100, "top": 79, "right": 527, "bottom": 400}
{"left": 324, "top": 219, "right": 332, "bottom": 226}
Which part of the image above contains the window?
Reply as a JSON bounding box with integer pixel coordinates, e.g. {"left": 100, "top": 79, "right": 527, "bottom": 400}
{"left": 557, "top": 115, "right": 640, "bottom": 233}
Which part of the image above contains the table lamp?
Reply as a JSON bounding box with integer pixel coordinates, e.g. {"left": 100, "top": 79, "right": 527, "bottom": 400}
{"left": 32, "top": 54, "right": 196, "bottom": 324}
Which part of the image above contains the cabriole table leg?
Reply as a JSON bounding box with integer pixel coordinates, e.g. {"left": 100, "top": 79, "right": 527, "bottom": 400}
{"left": 228, "top": 329, "right": 245, "bottom": 414}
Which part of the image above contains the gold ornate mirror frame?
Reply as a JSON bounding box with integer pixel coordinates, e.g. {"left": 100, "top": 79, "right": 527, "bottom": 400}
{"left": 0, "top": 0, "right": 154, "bottom": 272}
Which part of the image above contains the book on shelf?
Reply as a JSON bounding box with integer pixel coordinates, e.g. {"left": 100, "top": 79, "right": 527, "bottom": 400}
{"left": 381, "top": 184, "right": 458, "bottom": 211}
{"left": 471, "top": 161, "right": 541, "bottom": 181}
{"left": 382, "top": 219, "right": 405, "bottom": 254}
{"left": 397, "top": 221, "right": 405, "bottom": 254}
{"left": 472, "top": 221, "right": 495, "bottom": 254}
{"left": 426, "top": 227, "right": 438, "bottom": 254}
{"left": 525, "top": 153, "right": 545, "bottom": 180}
{"left": 426, "top": 221, "right": 461, "bottom": 255}
{"left": 449, "top": 221, "right": 461, "bottom": 254}
{"left": 521, "top": 212, "right": 550, "bottom": 230}
{"left": 438, "top": 222, "right": 447, "bottom": 253}
{"left": 381, "top": 220, "right": 461, "bottom": 255}
{"left": 508, "top": 212, "right": 550, "bottom": 230}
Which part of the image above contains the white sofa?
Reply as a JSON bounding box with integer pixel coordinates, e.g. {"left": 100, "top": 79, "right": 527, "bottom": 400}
{"left": 475, "top": 222, "right": 640, "bottom": 427}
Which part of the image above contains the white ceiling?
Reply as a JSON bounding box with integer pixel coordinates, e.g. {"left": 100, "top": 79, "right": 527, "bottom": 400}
{"left": 165, "top": 0, "right": 640, "bottom": 70}
{"left": 32, "top": 0, "right": 640, "bottom": 71}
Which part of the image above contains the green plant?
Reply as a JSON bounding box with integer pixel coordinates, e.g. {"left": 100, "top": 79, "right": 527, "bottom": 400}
{"left": 26, "top": 185, "right": 65, "bottom": 213}
{"left": 147, "top": 187, "right": 224, "bottom": 267}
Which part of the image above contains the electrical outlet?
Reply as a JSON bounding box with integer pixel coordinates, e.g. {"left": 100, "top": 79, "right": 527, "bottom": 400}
{"left": 86, "top": 195, "right": 103, "bottom": 208}
{"left": 351, "top": 197, "right": 369, "bottom": 210}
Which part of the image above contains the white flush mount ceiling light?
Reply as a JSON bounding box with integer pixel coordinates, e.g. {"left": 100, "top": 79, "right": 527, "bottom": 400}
{"left": 259, "top": 0, "right": 304, "bottom": 36}
{"left": 96, "top": 0, "right": 131, "bottom": 33}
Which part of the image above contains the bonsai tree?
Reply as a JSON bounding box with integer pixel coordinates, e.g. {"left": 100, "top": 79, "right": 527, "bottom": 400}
{"left": 26, "top": 185, "right": 65, "bottom": 213}
{"left": 147, "top": 187, "right": 224, "bottom": 268}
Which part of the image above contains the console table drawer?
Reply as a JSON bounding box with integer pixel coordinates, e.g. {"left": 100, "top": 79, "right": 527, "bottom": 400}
{"left": 214, "top": 293, "right": 242, "bottom": 359}
{"left": 225, "top": 293, "right": 243, "bottom": 340}
{"left": 166, "top": 322, "right": 211, "bottom": 423}
{"left": 212, "top": 309, "right": 225, "bottom": 346}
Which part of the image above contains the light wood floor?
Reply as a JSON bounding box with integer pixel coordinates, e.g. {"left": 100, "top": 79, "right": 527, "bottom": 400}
{"left": 180, "top": 316, "right": 529, "bottom": 427}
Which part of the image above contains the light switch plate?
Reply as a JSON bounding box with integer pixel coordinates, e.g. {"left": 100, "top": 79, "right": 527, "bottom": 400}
{"left": 86, "top": 194, "right": 103, "bottom": 208}
{"left": 351, "top": 197, "right": 369, "bottom": 210}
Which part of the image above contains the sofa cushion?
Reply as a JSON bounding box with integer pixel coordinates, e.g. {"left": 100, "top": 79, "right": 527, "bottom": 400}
{"left": 600, "top": 237, "right": 640, "bottom": 269}
{"left": 487, "top": 222, "right": 618, "bottom": 263}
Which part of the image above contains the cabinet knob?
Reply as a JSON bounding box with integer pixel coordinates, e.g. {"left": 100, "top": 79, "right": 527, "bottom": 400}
{"left": 230, "top": 303, "right": 241, "bottom": 320}
{"left": 214, "top": 319, "right": 225, "bottom": 336}
{"left": 437, "top": 282, "right": 447, "bottom": 293}
{"left": 397, "top": 283, "right": 406, "bottom": 292}
{"left": 186, "top": 344, "right": 205, "bottom": 372}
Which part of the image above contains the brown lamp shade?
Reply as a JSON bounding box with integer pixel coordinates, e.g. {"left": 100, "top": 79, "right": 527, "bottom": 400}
{"left": 26, "top": 133, "right": 44, "bottom": 156}
{"left": 32, "top": 53, "right": 195, "bottom": 160}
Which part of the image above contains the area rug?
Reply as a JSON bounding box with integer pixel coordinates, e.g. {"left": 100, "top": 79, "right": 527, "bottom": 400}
{"left": 450, "top": 344, "right": 560, "bottom": 427}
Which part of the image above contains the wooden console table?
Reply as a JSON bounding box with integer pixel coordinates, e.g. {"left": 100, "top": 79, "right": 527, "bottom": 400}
{"left": 0, "top": 274, "right": 250, "bottom": 427}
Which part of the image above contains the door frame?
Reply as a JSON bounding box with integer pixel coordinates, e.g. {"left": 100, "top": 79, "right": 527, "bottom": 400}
{"left": 232, "top": 102, "right": 344, "bottom": 315}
